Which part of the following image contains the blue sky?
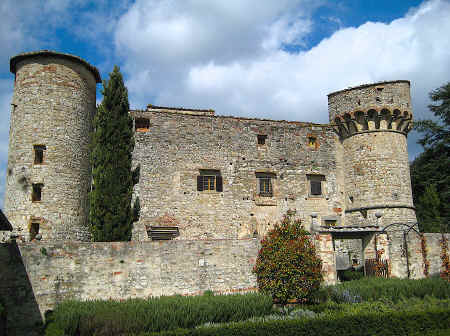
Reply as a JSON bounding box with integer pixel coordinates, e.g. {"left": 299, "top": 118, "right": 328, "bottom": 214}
{"left": 1, "top": 0, "right": 450, "bottom": 207}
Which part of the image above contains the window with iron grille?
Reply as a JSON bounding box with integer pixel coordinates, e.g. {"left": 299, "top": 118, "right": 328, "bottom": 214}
{"left": 256, "top": 172, "right": 275, "bottom": 197}
{"left": 307, "top": 174, "right": 325, "bottom": 197}
{"left": 197, "top": 170, "right": 222, "bottom": 192}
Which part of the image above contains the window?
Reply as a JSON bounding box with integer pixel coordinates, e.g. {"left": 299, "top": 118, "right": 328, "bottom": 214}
{"left": 307, "top": 175, "right": 325, "bottom": 197}
{"left": 147, "top": 226, "right": 179, "bottom": 240}
{"left": 256, "top": 173, "right": 275, "bottom": 197}
{"left": 257, "top": 134, "right": 267, "bottom": 145}
{"left": 135, "top": 118, "right": 150, "bottom": 132}
{"left": 30, "top": 220, "right": 40, "bottom": 241}
{"left": 197, "top": 170, "right": 222, "bottom": 192}
{"left": 32, "top": 183, "right": 43, "bottom": 202}
{"left": 34, "top": 145, "right": 46, "bottom": 164}
{"left": 324, "top": 219, "right": 337, "bottom": 227}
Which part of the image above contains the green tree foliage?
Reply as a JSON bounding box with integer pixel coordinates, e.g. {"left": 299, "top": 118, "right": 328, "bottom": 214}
{"left": 89, "top": 66, "right": 135, "bottom": 241}
{"left": 416, "top": 185, "right": 442, "bottom": 232}
{"left": 253, "top": 211, "right": 323, "bottom": 305}
{"left": 411, "top": 82, "right": 450, "bottom": 232}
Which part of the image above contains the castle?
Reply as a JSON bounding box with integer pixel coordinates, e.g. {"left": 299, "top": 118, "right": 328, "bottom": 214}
{"left": 1, "top": 51, "right": 447, "bottom": 335}
{"left": 4, "top": 50, "right": 416, "bottom": 242}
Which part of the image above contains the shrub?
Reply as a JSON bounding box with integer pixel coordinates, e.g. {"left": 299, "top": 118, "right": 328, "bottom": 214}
{"left": 145, "top": 304, "right": 450, "bottom": 336}
{"left": 44, "top": 292, "right": 273, "bottom": 336}
{"left": 253, "top": 210, "right": 323, "bottom": 304}
{"left": 339, "top": 268, "right": 364, "bottom": 282}
{"left": 0, "top": 301, "right": 6, "bottom": 336}
{"left": 316, "top": 277, "right": 450, "bottom": 303}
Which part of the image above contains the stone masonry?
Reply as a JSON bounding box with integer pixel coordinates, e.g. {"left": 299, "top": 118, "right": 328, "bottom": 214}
{"left": 2, "top": 51, "right": 447, "bottom": 336}
{"left": 4, "top": 51, "right": 100, "bottom": 242}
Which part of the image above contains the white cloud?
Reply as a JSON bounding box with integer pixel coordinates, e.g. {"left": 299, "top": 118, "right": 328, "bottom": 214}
{"left": 115, "top": 0, "right": 450, "bottom": 159}
{"left": 115, "top": 0, "right": 320, "bottom": 106}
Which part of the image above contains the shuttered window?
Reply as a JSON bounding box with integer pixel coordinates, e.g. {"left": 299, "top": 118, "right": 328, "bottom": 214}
{"left": 307, "top": 175, "right": 325, "bottom": 197}
{"left": 310, "top": 180, "right": 322, "bottom": 195}
{"left": 256, "top": 172, "right": 275, "bottom": 197}
{"left": 197, "top": 170, "right": 222, "bottom": 192}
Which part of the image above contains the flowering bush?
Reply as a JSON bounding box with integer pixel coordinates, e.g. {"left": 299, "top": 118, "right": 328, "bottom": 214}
{"left": 253, "top": 210, "right": 323, "bottom": 304}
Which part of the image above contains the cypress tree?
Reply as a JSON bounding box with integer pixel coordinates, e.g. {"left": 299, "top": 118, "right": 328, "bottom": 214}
{"left": 89, "top": 66, "right": 135, "bottom": 241}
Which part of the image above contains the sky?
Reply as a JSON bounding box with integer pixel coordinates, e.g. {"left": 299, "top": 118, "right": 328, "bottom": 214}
{"left": 1, "top": 0, "right": 450, "bottom": 207}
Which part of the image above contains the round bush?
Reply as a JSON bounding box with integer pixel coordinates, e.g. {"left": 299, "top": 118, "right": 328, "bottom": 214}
{"left": 253, "top": 210, "right": 323, "bottom": 304}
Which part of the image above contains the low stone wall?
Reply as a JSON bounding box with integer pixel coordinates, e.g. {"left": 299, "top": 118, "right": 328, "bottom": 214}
{"left": 1, "top": 232, "right": 447, "bottom": 335}
{"left": 0, "top": 239, "right": 259, "bottom": 335}
{"left": 387, "top": 232, "right": 450, "bottom": 279}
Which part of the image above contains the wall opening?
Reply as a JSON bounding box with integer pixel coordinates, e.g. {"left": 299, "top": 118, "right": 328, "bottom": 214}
{"left": 307, "top": 174, "right": 325, "bottom": 197}
{"left": 256, "top": 172, "right": 275, "bottom": 197}
{"left": 33, "top": 145, "right": 46, "bottom": 164}
{"left": 135, "top": 118, "right": 150, "bottom": 132}
{"left": 29, "top": 221, "right": 40, "bottom": 241}
{"left": 32, "top": 184, "right": 43, "bottom": 202}
{"left": 197, "top": 170, "right": 222, "bottom": 192}
{"left": 257, "top": 134, "right": 267, "bottom": 145}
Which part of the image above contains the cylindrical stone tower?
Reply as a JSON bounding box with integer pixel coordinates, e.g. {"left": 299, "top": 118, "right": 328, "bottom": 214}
{"left": 328, "top": 80, "right": 416, "bottom": 227}
{"left": 5, "top": 50, "right": 101, "bottom": 241}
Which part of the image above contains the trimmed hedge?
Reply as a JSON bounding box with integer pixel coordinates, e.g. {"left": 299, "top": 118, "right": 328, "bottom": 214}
{"left": 318, "top": 277, "right": 450, "bottom": 303}
{"left": 45, "top": 292, "right": 273, "bottom": 336}
{"left": 141, "top": 307, "right": 450, "bottom": 336}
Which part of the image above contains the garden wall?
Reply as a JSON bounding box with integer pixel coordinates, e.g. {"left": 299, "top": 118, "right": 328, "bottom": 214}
{"left": 388, "top": 232, "right": 449, "bottom": 279}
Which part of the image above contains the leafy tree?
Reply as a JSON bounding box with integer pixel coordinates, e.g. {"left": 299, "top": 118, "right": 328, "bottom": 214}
{"left": 411, "top": 82, "right": 450, "bottom": 232}
{"left": 253, "top": 211, "right": 323, "bottom": 305}
{"left": 416, "top": 185, "right": 442, "bottom": 232}
{"left": 89, "top": 66, "right": 136, "bottom": 241}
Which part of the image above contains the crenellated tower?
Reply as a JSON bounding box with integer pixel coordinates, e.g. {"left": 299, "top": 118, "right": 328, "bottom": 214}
{"left": 4, "top": 51, "right": 101, "bottom": 241}
{"left": 328, "top": 80, "right": 416, "bottom": 227}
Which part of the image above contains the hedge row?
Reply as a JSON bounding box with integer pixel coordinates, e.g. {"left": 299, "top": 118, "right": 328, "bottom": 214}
{"left": 45, "top": 292, "right": 272, "bottom": 336}
{"left": 142, "top": 307, "right": 450, "bottom": 336}
{"left": 318, "top": 277, "right": 450, "bottom": 303}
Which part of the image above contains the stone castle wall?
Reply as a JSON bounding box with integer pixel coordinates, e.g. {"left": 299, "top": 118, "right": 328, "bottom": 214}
{"left": 131, "top": 109, "right": 345, "bottom": 241}
{"left": 4, "top": 52, "right": 100, "bottom": 242}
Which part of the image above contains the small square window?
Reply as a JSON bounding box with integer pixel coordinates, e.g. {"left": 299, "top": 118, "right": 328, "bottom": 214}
{"left": 308, "top": 136, "right": 317, "bottom": 148}
{"left": 32, "top": 183, "right": 43, "bottom": 202}
{"left": 135, "top": 118, "right": 150, "bottom": 132}
{"left": 257, "top": 135, "right": 267, "bottom": 145}
{"left": 34, "top": 145, "right": 46, "bottom": 164}
{"left": 256, "top": 173, "right": 275, "bottom": 197}
{"left": 324, "top": 220, "right": 337, "bottom": 227}
{"left": 197, "top": 170, "right": 222, "bottom": 192}
{"left": 30, "top": 220, "right": 40, "bottom": 241}
{"left": 307, "top": 175, "right": 325, "bottom": 197}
